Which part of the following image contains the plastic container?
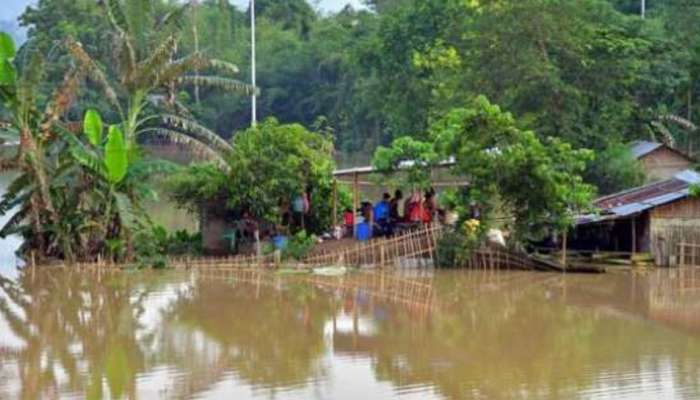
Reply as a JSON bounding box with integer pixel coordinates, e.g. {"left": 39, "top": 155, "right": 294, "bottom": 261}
{"left": 272, "top": 235, "right": 288, "bottom": 250}
{"left": 356, "top": 222, "right": 372, "bottom": 241}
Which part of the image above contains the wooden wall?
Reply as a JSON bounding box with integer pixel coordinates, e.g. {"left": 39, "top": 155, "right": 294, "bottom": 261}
{"left": 640, "top": 148, "right": 692, "bottom": 181}
{"left": 651, "top": 197, "right": 700, "bottom": 219}
{"left": 650, "top": 197, "right": 700, "bottom": 266}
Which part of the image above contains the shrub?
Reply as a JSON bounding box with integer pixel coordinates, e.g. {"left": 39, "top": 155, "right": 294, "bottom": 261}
{"left": 283, "top": 230, "right": 317, "bottom": 261}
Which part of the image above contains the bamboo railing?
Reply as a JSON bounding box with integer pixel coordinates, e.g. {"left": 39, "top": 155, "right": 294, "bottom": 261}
{"left": 303, "top": 224, "right": 444, "bottom": 268}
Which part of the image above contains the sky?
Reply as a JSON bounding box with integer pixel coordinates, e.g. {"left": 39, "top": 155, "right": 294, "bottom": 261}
{"left": 1, "top": 0, "right": 365, "bottom": 21}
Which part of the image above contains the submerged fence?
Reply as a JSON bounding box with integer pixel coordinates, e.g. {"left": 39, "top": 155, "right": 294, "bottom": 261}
{"left": 38, "top": 223, "right": 539, "bottom": 271}
{"left": 167, "top": 224, "right": 445, "bottom": 270}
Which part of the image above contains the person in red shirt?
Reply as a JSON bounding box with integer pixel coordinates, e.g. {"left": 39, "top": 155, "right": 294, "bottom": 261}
{"left": 343, "top": 208, "right": 354, "bottom": 238}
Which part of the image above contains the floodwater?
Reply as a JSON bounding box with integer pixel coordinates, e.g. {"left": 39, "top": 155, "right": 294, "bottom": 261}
{"left": 1, "top": 266, "right": 700, "bottom": 400}
{"left": 1, "top": 175, "right": 700, "bottom": 400}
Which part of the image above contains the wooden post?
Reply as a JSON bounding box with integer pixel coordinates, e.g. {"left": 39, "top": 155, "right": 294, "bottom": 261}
{"left": 680, "top": 243, "right": 685, "bottom": 267}
{"left": 255, "top": 230, "right": 261, "bottom": 257}
{"left": 561, "top": 230, "right": 568, "bottom": 272}
{"left": 353, "top": 172, "right": 359, "bottom": 238}
{"left": 332, "top": 178, "right": 338, "bottom": 231}
{"left": 631, "top": 216, "right": 637, "bottom": 255}
{"left": 380, "top": 243, "right": 386, "bottom": 267}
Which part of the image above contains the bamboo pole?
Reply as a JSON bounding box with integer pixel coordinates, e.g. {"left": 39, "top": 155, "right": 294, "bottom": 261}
{"left": 631, "top": 217, "right": 637, "bottom": 255}
{"left": 332, "top": 178, "right": 338, "bottom": 230}
{"left": 353, "top": 172, "right": 359, "bottom": 238}
{"left": 561, "top": 230, "right": 568, "bottom": 272}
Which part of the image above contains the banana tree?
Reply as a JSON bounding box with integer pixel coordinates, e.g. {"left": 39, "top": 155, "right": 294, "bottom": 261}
{"left": 0, "top": 32, "right": 86, "bottom": 260}
{"left": 65, "top": 0, "right": 254, "bottom": 166}
{"left": 58, "top": 109, "right": 176, "bottom": 261}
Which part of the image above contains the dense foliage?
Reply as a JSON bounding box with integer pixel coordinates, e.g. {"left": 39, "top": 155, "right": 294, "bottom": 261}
{"left": 169, "top": 118, "right": 345, "bottom": 234}
{"left": 374, "top": 96, "right": 595, "bottom": 245}
{"left": 10, "top": 0, "right": 700, "bottom": 184}
{"left": 6, "top": 0, "right": 700, "bottom": 184}
{"left": 3, "top": 0, "right": 700, "bottom": 262}
{"left": 0, "top": 0, "right": 252, "bottom": 262}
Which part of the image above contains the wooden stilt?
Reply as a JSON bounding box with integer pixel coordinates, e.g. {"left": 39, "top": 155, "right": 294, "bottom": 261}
{"left": 353, "top": 172, "right": 359, "bottom": 238}
{"left": 631, "top": 217, "right": 637, "bottom": 255}
{"left": 332, "top": 178, "right": 338, "bottom": 231}
{"left": 561, "top": 230, "right": 568, "bottom": 272}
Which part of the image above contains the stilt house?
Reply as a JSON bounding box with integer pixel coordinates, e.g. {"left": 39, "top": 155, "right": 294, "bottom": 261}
{"left": 573, "top": 170, "right": 700, "bottom": 266}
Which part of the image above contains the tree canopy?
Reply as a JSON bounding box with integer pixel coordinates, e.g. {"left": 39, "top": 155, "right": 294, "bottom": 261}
{"left": 374, "top": 96, "right": 595, "bottom": 243}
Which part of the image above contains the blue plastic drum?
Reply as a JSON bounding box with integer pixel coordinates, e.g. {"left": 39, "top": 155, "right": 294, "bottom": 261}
{"left": 356, "top": 222, "right": 372, "bottom": 241}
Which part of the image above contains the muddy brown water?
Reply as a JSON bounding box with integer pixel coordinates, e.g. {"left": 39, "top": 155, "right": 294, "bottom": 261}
{"left": 2, "top": 174, "right": 700, "bottom": 399}
{"left": 1, "top": 266, "right": 700, "bottom": 400}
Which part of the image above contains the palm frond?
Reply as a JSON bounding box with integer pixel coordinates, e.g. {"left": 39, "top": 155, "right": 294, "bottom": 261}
{"left": 40, "top": 68, "right": 84, "bottom": 139}
{"left": 127, "top": 158, "right": 181, "bottom": 180}
{"left": 651, "top": 121, "right": 676, "bottom": 147}
{"left": 161, "top": 114, "right": 233, "bottom": 154}
{"left": 117, "top": 38, "right": 137, "bottom": 88}
{"left": 659, "top": 114, "right": 698, "bottom": 131}
{"left": 124, "top": 0, "right": 153, "bottom": 54}
{"left": 155, "top": 54, "right": 208, "bottom": 86}
{"left": 56, "top": 127, "right": 106, "bottom": 177}
{"left": 176, "top": 75, "right": 258, "bottom": 95}
{"left": 65, "top": 38, "right": 123, "bottom": 115}
{"left": 207, "top": 59, "right": 240, "bottom": 75}
{"left": 103, "top": 0, "right": 130, "bottom": 37}
{"left": 114, "top": 192, "right": 140, "bottom": 231}
{"left": 142, "top": 128, "right": 230, "bottom": 172}
{"left": 16, "top": 50, "right": 45, "bottom": 110}
{"left": 0, "top": 173, "right": 32, "bottom": 215}
{"left": 0, "top": 205, "right": 29, "bottom": 238}
{"left": 172, "top": 99, "right": 193, "bottom": 117}
{"left": 135, "top": 35, "right": 177, "bottom": 85}
{"left": 157, "top": 3, "right": 192, "bottom": 33}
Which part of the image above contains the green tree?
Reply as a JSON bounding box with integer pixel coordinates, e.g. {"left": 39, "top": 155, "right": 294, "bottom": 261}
{"left": 0, "top": 32, "right": 79, "bottom": 259}
{"left": 170, "top": 118, "right": 342, "bottom": 235}
{"left": 374, "top": 96, "right": 595, "bottom": 243}
{"left": 583, "top": 142, "right": 646, "bottom": 195}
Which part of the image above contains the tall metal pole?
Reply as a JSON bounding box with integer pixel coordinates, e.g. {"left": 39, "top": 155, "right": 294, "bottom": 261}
{"left": 641, "top": 0, "right": 646, "bottom": 19}
{"left": 250, "top": 0, "right": 257, "bottom": 127}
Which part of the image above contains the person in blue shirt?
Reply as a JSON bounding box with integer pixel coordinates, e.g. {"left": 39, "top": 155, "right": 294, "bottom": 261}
{"left": 373, "top": 193, "right": 391, "bottom": 236}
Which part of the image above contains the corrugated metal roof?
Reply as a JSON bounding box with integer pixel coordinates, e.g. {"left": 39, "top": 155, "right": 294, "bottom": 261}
{"left": 610, "top": 202, "right": 650, "bottom": 216}
{"left": 629, "top": 141, "right": 663, "bottom": 159}
{"left": 333, "top": 157, "right": 456, "bottom": 178}
{"left": 578, "top": 169, "right": 698, "bottom": 225}
{"left": 674, "top": 169, "right": 700, "bottom": 184}
{"left": 595, "top": 178, "right": 687, "bottom": 210}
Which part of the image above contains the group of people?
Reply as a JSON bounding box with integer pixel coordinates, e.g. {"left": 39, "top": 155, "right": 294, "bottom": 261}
{"left": 343, "top": 188, "right": 439, "bottom": 239}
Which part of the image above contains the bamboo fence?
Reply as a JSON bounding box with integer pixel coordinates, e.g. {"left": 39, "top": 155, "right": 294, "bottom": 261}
{"left": 302, "top": 224, "right": 444, "bottom": 268}
{"left": 35, "top": 223, "right": 536, "bottom": 271}
{"left": 461, "top": 247, "right": 539, "bottom": 270}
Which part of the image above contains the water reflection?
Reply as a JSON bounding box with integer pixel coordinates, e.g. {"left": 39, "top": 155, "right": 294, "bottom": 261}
{"left": 1, "top": 267, "right": 700, "bottom": 399}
